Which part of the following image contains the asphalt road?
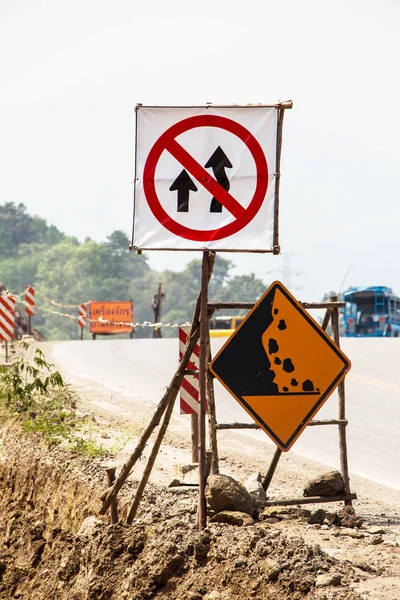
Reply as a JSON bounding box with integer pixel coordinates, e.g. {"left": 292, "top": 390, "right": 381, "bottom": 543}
{"left": 47, "top": 336, "right": 400, "bottom": 491}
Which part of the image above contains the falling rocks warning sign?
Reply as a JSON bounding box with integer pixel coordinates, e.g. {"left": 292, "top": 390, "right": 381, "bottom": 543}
{"left": 210, "top": 281, "right": 351, "bottom": 451}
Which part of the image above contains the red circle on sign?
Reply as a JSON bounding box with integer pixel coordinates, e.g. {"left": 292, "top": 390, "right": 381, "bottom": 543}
{"left": 143, "top": 115, "right": 269, "bottom": 242}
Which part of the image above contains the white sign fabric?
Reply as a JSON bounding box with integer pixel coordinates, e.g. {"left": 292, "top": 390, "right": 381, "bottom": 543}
{"left": 132, "top": 106, "right": 278, "bottom": 251}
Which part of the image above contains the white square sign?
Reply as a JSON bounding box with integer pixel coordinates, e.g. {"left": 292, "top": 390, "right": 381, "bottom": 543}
{"left": 132, "top": 105, "right": 279, "bottom": 251}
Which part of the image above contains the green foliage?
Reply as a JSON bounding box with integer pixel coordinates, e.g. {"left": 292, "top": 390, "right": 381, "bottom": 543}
{"left": 0, "top": 202, "right": 269, "bottom": 340}
{"left": 0, "top": 343, "right": 108, "bottom": 455}
{"left": 321, "top": 290, "right": 343, "bottom": 302}
{"left": 69, "top": 434, "right": 107, "bottom": 457}
{"left": 0, "top": 202, "right": 64, "bottom": 259}
{"left": 0, "top": 343, "right": 77, "bottom": 446}
{"left": 211, "top": 273, "right": 268, "bottom": 316}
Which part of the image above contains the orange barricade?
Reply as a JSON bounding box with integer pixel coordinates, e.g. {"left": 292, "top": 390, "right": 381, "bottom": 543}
{"left": 89, "top": 301, "right": 134, "bottom": 335}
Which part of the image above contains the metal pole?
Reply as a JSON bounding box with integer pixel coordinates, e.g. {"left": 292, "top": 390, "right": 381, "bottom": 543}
{"left": 197, "top": 251, "right": 209, "bottom": 530}
{"left": 330, "top": 295, "right": 352, "bottom": 506}
{"left": 5, "top": 341, "right": 8, "bottom": 363}
{"left": 28, "top": 315, "right": 32, "bottom": 336}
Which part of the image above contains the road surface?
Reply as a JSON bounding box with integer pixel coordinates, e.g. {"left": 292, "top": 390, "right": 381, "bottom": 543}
{"left": 46, "top": 337, "right": 400, "bottom": 491}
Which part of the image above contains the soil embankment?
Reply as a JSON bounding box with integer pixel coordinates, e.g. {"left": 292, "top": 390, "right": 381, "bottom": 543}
{"left": 1, "top": 415, "right": 400, "bottom": 599}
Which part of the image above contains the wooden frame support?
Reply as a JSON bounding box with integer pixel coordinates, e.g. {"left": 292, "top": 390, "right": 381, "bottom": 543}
{"left": 208, "top": 297, "right": 355, "bottom": 509}
{"left": 197, "top": 251, "right": 210, "bottom": 529}
{"left": 99, "top": 253, "right": 216, "bottom": 522}
{"left": 330, "top": 295, "right": 352, "bottom": 505}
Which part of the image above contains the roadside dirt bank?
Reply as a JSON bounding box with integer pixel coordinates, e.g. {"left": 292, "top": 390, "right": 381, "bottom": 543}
{"left": 1, "top": 404, "right": 400, "bottom": 600}
{"left": 1, "top": 340, "right": 400, "bottom": 598}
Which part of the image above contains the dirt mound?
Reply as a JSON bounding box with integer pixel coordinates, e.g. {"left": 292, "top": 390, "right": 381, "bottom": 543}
{"left": 0, "top": 422, "right": 373, "bottom": 600}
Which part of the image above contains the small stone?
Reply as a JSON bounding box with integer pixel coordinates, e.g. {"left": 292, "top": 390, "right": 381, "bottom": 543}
{"left": 352, "top": 560, "right": 377, "bottom": 573}
{"left": 336, "top": 506, "right": 363, "bottom": 529}
{"left": 304, "top": 471, "right": 345, "bottom": 497}
{"left": 262, "top": 507, "right": 280, "bottom": 518}
{"left": 366, "top": 527, "right": 386, "bottom": 535}
{"left": 324, "top": 512, "right": 337, "bottom": 526}
{"left": 168, "top": 479, "right": 182, "bottom": 488}
{"left": 76, "top": 516, "right": 102, "bottom": 538}
{"left": 205, "top": 592, "right": 222, "bottom": 600}
{"left": 309, "top": 509, "right": 326, "bottom": 525}
{"left": 263, "top": 517, "right": 281, "bottom": 524}
{"left": 370, "top": 535, "right": 384, "bottom": 545}
{"left": 291, "top": 508, "right": 312, "bottom": 519}
{"left": 342, "top": 529, "right": 365, "bottom": 539}
{"left": 206, "top": 474, "right": 253, "bottom": 516}
{"left": 266, "top": 560, "right": 282, "bottom": 582}
{"left": 210, "top": 511, "right": 254, "bottom": 527}
{"left": 243, "top": 474, "right": 267, "bottom": 500}
{"left": 315, "top": 573, "right": 342, "bottom": 588}
{"left": 261, "top": 507, "right": 289, "bottom": 519}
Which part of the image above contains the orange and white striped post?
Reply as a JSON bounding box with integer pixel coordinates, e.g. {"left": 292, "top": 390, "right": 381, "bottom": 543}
{"left": 78, "top": 303, "right": 87, "bottom": 340}
{"left": 25, "top": 285, "right": 35, "bottom": 335}
{"left": 0, "top": 293, "right": 16, "bottom": 362}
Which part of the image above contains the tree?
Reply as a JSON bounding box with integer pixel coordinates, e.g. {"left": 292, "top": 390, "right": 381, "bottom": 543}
{"left": 211, "top": 273, "right": 267, "bottom": 313}
{"left": 0, "top": 202, "right": 64, "bottom": 258}
{"left": 0, "top": 202, "right": 269, "bottom": 341}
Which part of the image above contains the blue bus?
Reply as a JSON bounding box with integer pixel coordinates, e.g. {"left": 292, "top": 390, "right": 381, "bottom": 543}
{"left": 343, "top": 286, "right": 400, "bottom": 337}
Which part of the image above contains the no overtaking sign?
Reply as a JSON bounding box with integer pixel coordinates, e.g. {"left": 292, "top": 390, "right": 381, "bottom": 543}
{"left": 132, "top": 106, "right": 279, "bottom": 251}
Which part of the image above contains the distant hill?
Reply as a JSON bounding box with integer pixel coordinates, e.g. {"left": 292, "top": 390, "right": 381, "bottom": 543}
{"left": 0, "top": 202, "right": 268, "bottom": 341}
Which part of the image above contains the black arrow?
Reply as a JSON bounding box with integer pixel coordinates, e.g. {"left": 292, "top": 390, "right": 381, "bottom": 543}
{"left": 169, "top": 170, "right": 198, "bottom": 212}
{"left": 204, "top": 146, "right": 233, "bottom": 212}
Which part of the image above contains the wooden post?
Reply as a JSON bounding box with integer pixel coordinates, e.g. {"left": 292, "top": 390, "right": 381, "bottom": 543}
{"left": 152, "top": 283, "right": 164, "bottom": 339}
{"left": 321, "top": 308, "right": 332, "bottom": 332}
{"left": 272, "top": 101, "right": 293, "bottom": 254}
{"left": 99, "top": 254, "right": 216, "bottom": 516}
{"left": 262, "top": 447, "right": 282, "bottom": 492}
{"left": 99, "top": 322, "right": 201, "bottom": 515}
{"left": 197, "top": 251, "right": 209, "bottom": 530}
{"left": 190, "top": 253, "right": 215, "bottom": 465}
{"left": 191, "top": 414, "right": 199, "bottom": 463}
{"left": 106, "top": 467, "right": 118, "bottom": 524}
{"left": 126, "top": 388, "right": 177, "bottom": 524}
{"left": 330, "top": 295, "right": 352, "bottom": 506}
{"left": 206, "top": 339, "right": 219, "bottom": 475}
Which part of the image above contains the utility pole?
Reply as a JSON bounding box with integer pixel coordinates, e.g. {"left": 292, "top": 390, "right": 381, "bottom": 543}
{"left": 151, "top": 283, "right": 165, "bottom": 338}
{"left": 266, "top": 252, "right": 303, "bottom": 292}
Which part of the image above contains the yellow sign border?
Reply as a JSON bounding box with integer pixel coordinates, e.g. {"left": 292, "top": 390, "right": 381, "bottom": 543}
{"left": 210, "top": 281, "right": 351, "bottom": 451}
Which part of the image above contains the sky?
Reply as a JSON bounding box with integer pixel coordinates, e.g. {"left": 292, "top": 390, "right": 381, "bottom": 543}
{"left": 1, "top": 0, "right": 400, "bottom": 303}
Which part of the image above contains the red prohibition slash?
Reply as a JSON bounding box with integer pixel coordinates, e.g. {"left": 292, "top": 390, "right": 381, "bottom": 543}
{"left": 143, "top": 115, "right": 269, "bottom": 242}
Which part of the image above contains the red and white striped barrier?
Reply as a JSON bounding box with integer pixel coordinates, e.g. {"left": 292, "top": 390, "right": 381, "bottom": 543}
{"left": 179, "top": 326, "right": 201, "bottom": 414}
{"left": 0, "top": 293, "right": 16, "bottom": 341}
{"left": 25, "top": 285, "right": 36, "bottom": 316}
{"left": 78, "top": 303, "right": 87, "bottom": 328}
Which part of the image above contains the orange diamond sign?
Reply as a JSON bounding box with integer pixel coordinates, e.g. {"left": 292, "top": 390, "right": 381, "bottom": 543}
{"left": 210, "top": 281, "right": 351, "bottom": 451}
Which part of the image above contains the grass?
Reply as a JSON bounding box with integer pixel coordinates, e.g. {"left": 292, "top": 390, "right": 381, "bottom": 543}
{"left": 0, "top": 342, "right": 108, "bottom": 455}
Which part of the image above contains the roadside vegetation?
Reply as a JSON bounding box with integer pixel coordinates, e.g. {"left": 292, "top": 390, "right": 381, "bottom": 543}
{"left": 0, "top": 202, "right": 268, "bottom": 340}
{"left": 0, "top": 341, "right": 108, "bottom": 454}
